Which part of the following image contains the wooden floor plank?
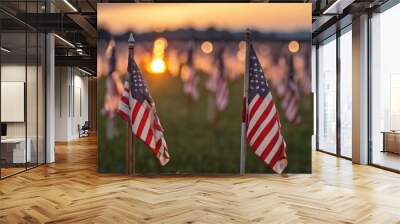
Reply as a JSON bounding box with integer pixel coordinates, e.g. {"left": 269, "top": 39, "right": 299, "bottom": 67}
{"left": 0, "top": 135, "right": 400, "bottom": 223}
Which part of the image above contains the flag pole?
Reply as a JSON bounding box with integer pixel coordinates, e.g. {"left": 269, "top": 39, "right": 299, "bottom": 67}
{"left": 128, "top": 33, "right": 136, "bottom": 175}
{"left": 240, "top": 29, "right": 250, "bottom": 175}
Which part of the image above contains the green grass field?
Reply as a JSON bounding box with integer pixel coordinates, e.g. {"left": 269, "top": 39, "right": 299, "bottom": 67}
{"left": 98, "top": 71, "right": 312, "bottom": 174}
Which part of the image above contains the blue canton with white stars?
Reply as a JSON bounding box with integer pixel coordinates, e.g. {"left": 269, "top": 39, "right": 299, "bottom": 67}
{"left": 127, "top": 53, "right": 152, "bottom": 104}
{"left": 248, "top": 45, "right": 270, "bottom": 103}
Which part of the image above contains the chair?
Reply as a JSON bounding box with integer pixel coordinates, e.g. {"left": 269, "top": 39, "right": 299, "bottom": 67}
{"left": 79, "top": 121, "right": 90, "bottom": 138}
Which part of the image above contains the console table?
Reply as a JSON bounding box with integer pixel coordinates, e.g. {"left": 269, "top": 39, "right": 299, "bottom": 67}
{"left": 382, "top": 131, "right": 400, "bottom": 154}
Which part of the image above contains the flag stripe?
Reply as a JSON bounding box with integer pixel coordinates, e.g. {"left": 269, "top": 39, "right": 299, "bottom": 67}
{"left": 249, "top": 106, "right": 277, "bottom": 147}
{"left": 130, "top": 101, "right": 141, "bottom": 126}
{"left": 259, "top": 129, "right": 280, "bottom": 160}
{"left": 265, "top": 135, "right": 284, "bottom": 164}
{"left": 254, "top": 122, "right": 279, "bottom": 156}
{"left": 269, "top": 143, "right": 285, "bottom": 171}
{"left": 155, "top": 139, "right": 162, "bottom": 155}
{"left": 132, "top": 106, "right": 145, "bottom": 133}
{"left": 248, "top": 102, "right": 266, "bottom": 129}
{"left": 141, "top": 114, "right": 152, "bottom": 141}
{"left": 250, "top": 115, "right": 278, "bottom": 150}
{"left": 247, "top": 97, "right": 273, "bottom": 140}
{"left": 137, "top": 108, "right": 150, "bottom": 139}
{"left": 248, "top": 96, "right": 263, "bottom": 120}
{"left": 145, "top": 128, "right": 153, "bottom": 146}
{"left": 121, "top": 96, "right": 129, "bottom": 105}
{"left": 249, "top": 94, "right": 260, "bottom": 110}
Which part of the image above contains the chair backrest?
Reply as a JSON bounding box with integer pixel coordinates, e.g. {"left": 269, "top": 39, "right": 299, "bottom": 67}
{"left": 82, "top": 121, "right": 90, "bottom": 129}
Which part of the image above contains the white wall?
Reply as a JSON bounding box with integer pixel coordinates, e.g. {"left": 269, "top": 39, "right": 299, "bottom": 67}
{"left": 55, "top": 67, "right": 69, "bottom": 141}
{"left": 1, "top": 65, "right": 26, "bottom": 140}
{"left": 1, "top": 65, "right": 39, "bottom": 138}
{"left": 55, "top": 67, "right": 89, "bottom": 141}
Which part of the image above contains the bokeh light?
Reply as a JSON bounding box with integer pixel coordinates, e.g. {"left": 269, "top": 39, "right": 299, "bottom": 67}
{"left": 150, "top": 57, "right": 166, "bottom": 74}
{"left": 153, "top": 46, "right": 164, "bottom": 57}
{"left": 238, "top": 41, "right": 246, "bottom": 50}
{"left": 288, "top": 40, "right": 300, "bottom": 53}
{"left": 153, "top": 37, "right": 168, "bottom": 57}
{"left": 154, "top": 37, "right": 168, "bottom": 50}
{"left": 201, "top": 41, "right": 213, "bottom": 54}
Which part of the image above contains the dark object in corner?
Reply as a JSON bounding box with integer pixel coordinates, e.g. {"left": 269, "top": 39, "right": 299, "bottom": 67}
{"left": 79, "top": 121, "right": 90, "bottom": 138}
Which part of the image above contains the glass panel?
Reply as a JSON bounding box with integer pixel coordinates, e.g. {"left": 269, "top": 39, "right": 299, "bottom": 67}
{"left": 371, "top": 4, "right": 400, "bottom": 171}
{"left": 317, "top": 36, "right": 337, "bottom": 154}
{"left": 339, "top": 28, "right": 352, "bottom": 158}
{"left": 27, "top": 31, "right": 38, "bottom": 169}
{"left": 0, "top": 1, "right": 46, "bottom": 178}
{"left": 38, "top": 32, "right": 45, "bottom": 165}
{"left": 1, "top": 30, "right": 27, "bottom": 177}
{"left": 26, "top": 0, "right": 39, "bottom": 169}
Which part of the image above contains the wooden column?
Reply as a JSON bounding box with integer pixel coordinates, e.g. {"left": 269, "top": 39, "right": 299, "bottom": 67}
{"left": 352, "top": 14, "right": 369, "bottom": 164}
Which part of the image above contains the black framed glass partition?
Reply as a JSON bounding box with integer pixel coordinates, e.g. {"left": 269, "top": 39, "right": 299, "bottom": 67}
{"left": 0, "top": 30, "right": 28, "bottom": 177}
{"left": 315, "top": 24, "right": 353, "bottom": 159}
{"left": 370, "top": 2, "right": 400, "bottom": 172}
{"left": 315, "top": 0, "right": 400, "bottom": 171}
{"left": 0, "top": 0, "right": 46, "bottom": 179}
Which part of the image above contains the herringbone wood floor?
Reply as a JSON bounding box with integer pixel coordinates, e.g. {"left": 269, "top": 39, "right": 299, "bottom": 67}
{"left": 1, "top": 135, "right": 400, "bottom": 224}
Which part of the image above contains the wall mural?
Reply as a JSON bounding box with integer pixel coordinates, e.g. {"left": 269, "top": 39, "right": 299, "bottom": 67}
{"left": 97, "top": 3, "right": 312, "bottom": 174}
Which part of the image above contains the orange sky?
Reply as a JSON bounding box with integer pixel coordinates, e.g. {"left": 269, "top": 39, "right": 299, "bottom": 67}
{"left": 98, "top": 3, "right": 311, "bottom": 34}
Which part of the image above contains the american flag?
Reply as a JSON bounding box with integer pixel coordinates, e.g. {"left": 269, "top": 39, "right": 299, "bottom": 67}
{"left": 245, "top": 45, "right": 287, "bottom": 174}
{"left": 118, "top": 46, "right": 170, "bottom": 166}
{"left": 281, "top": 55, "right": 301, "bottom": 124}
{"left": 103, "top": 43, "right": 120, "bottom": 118}
{"left": 183, "top": 46, "right": 199, "bottom": 101}
{"left": 206, "top": 46, "right": 229, "bottom": 111}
